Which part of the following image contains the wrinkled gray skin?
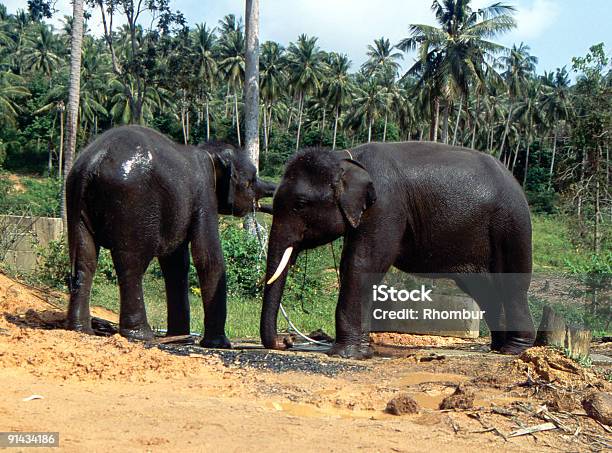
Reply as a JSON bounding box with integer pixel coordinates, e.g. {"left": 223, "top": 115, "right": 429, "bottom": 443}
{"left": 261, "top": 142, "right": 535, "bottom": 359}
{"left": 66, "top": 125, "right": 276, "bottom": 347}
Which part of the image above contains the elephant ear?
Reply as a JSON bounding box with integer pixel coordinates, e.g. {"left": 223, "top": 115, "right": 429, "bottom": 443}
{"left": 338, "top": 159, "right": 377, "bottom": 229}
{"left": 218, "top": 148, "right": 237, "bottom": 205}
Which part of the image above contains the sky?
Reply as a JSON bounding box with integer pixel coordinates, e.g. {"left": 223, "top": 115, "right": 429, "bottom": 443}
{"left": 3, "top": 0, "right": 611, "bottom": 75}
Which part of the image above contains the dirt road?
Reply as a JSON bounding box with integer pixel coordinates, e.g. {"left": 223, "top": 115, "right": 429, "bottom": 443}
{"left": 1, "top": 272, "right": 610, "bottom": 452}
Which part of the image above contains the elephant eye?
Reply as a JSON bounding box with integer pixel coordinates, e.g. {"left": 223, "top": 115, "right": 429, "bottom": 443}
{"left": 294, "top": 198, "right": 308, "bottom": 210}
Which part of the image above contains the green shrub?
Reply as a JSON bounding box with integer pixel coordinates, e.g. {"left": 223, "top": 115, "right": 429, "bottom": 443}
{"left": 189, "top": 224, "right": 265, "bottom": 298}
{"left": 35, "top": 238, "right": 69, "bottom": 289}
{"left": 36, "top": 239, "right": 118, "bottom": 289}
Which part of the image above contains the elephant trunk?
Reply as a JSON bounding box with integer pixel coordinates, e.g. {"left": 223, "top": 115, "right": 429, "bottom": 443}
{"left": 260, "top": 229, "right": 297, "bottom": 350}
{"left": 255, "top": 178, "right": 276, "bottom": 200}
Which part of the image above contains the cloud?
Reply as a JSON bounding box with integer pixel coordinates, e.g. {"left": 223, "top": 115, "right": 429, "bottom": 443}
{"left": 511, "top": 0, "right": 560, "bottom": 41}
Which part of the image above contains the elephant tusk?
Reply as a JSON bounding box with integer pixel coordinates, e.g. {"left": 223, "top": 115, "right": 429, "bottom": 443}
{"left": 266, "top": 247, "right": 293, "bottom": 285}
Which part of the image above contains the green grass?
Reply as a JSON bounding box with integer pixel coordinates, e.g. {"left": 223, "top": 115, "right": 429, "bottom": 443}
{"left": 532, "top": 214, "right": 592, "bottom": 271}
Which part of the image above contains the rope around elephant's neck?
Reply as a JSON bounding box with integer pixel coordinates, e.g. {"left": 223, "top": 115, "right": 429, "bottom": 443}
{"left": 207, "top": 152, "right": 216, "bottom": 191}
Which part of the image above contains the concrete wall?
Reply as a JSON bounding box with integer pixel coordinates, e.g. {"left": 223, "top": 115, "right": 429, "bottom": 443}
{"left": 0, "top": 215, "right": 63, "bottom": 271}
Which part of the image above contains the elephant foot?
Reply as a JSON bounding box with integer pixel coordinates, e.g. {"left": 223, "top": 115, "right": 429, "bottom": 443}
{"left": 489, "top": 333, "right": 506, "bottom": 352}
{"left": 327, "top": 342, "right": 373, "bottom": 360}
{"left": 499, "top": 335, "right": 535, "bottom": 355}
{"left": 66, "top": 318, "right": 95, "bottom": 336}
{"left": 262, "top": 335, "right": 289, "bottom": 351}
{"left": 201, "top": 334, "right": 232, "bottom": 349}
{"left": 119, "top": 324, "right": 155, "bottom": 342}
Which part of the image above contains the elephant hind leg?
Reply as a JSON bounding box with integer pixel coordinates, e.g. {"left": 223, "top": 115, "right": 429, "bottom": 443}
{"left": 455, "top": 276, "right": 505, "bottom": 351}
{"left": 495, "top": 230, "right": 535, "bottom": 354}
{"left": 112, "top": 249, "right": 155, "bottom": 341}
{"left": 159, "top": 242, "right": 191, "bottom": 336}
{"left": 66, "top": 221, "right": 99, "bottom": 334}
{"left": 496, "top": 273, "right": 535, "bottom": 355}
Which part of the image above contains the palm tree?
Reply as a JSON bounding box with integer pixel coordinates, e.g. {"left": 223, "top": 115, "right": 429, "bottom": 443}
{"left": 350, "top": 77, "right": 388, "bottom": 142}
{"left": 514, "top": 78, "right": 543, "bottom": 186}
{"left": 79, "top": 39, "right": 110, "bottom": 137}
{"left": 324, "top": 52, "right": 352, "bottom": 149}
{"left": 192, "top": 23, "right": 218, "bottom": 142}
{"left": 362, "top": 37, "right": 403, "bottom": 142}
{"left": 260, "top": 41, "right": 286, "bottom": 152}
{"left": 362, "top": 37, "right": 402, "bottom": 79}
{"left": 498, "top": 43, "right": 538, "bottom": 156}
{"left": 540, "top": 67, "right": 572, "bottom": 186}
{"left": 61, "top": 0, "right": 85, "bottom": 227}
{"left": 218, "top": 24, "right": 245, "bottom": 146}
{"left": 397, "top": 0, "right": 516, "bottom": 143}
{"left": 21, "top": 24, "right": 61, "bottom": 77}
{"left": 0, "top": 70, "right": 30, "bottom": 124}
{"left": 287, "top": 34, "right": 326, "bottom": 150}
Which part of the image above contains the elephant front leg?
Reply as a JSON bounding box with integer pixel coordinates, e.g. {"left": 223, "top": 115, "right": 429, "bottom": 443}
{"left": 328, "top": 245, "right": 390, "bottom": 360}
{"left": 191, "top": 223, "right": 231, "bottom": 349}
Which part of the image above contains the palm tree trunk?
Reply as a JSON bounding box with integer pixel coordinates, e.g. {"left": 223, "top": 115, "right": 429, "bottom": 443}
{"left": 383, "top": 113, "right": 388, "bottom": 142}
{"left": 267, "top": 102, "right": 273, "bottom": 146}
{"left": 548, "top": 124, "right": 558, "bottom": 188}
{"left": 262, "top": 103, "right": 268, "bottom": 154}
{"left": 234, "top": 90, "right": 241, "bottom": 147}
{"left": 59, "top": 108, "right": 64, "bottom": 179}
{"left": 523, "top": 132, "right": 531, "bottom": 187}
{"left": 511, "top": 139, "right": 520, "bottom": 172}
{"left": 499, "top": 103, "right": 513, "bottom": 158}
{"left": 332, "top": 106, "right": 339, "bottom": 150}
{"left": 431, "top": 97, "right": 440, "bottom": 142}
{"left": 60, "top": 0, "right": 84, "bottom": 228}
{"left": 186, "top": 110, "right": 190, "bottom": 144}
{"left": 181, "top": 106, "right": 187, "bottom": 144}
{"left": 471, "top": 94, "right": 480, "bottom": 149}
{"left": 368, "top": 117, "right": 373, "bottom": 143}
{"left": 243, "top": 0, "right": 260, "bottom": 237}
{"left": 205, "top": 100, "right": 210, "bottom": 142}
{"left": 286, "top": 101, "right": 294, "bottom": 132}
{"left": 295, "top": 92, "right": 304, "bottom": 151}
{"left": 244, "top": 0, "right": 260, "bottom": 169}
{"left": 321, "top": 108, "right": 326, "bottom": 134}
{"left": 452, "top": 96, "right": 463, "bottom": 146}
{"left": 225, "top": 84, "right": 230, "bottom": 118}
{"left": 441, "top": 101, "right": 450, "bottom": 144}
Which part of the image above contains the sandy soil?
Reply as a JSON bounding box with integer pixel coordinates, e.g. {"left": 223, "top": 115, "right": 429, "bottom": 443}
{"left": 1, "top": 272, "right": 611, "bottom": 452}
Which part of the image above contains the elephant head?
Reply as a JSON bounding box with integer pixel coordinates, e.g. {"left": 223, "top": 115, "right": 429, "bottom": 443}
{"left": 201, "top": 143, "right": 277, "bottom": 217}
{"left": 260, "top": 148, "right": 376, "bottom": 349}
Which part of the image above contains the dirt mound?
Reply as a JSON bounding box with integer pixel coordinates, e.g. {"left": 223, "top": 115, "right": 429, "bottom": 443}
{"left": 512, "top": 347, "right": 597, "bottom": 387}
{"left": 0, "top": 272, "right": 223, "bottom": 382}
{"left": 370, "top": 332, "right": 474, "bottom": 347}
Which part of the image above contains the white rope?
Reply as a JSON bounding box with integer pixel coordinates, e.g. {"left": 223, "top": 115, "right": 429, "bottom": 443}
{"left": 279, "top": 303, "right": 330, "bottom": 346}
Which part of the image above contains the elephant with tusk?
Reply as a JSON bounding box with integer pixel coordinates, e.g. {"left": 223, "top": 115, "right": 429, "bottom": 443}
{"left": 66, "top": 125, "right": 276, "bottom": 347}
{"left": 261, "top": 142, "right": 535, "bottom": 360}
